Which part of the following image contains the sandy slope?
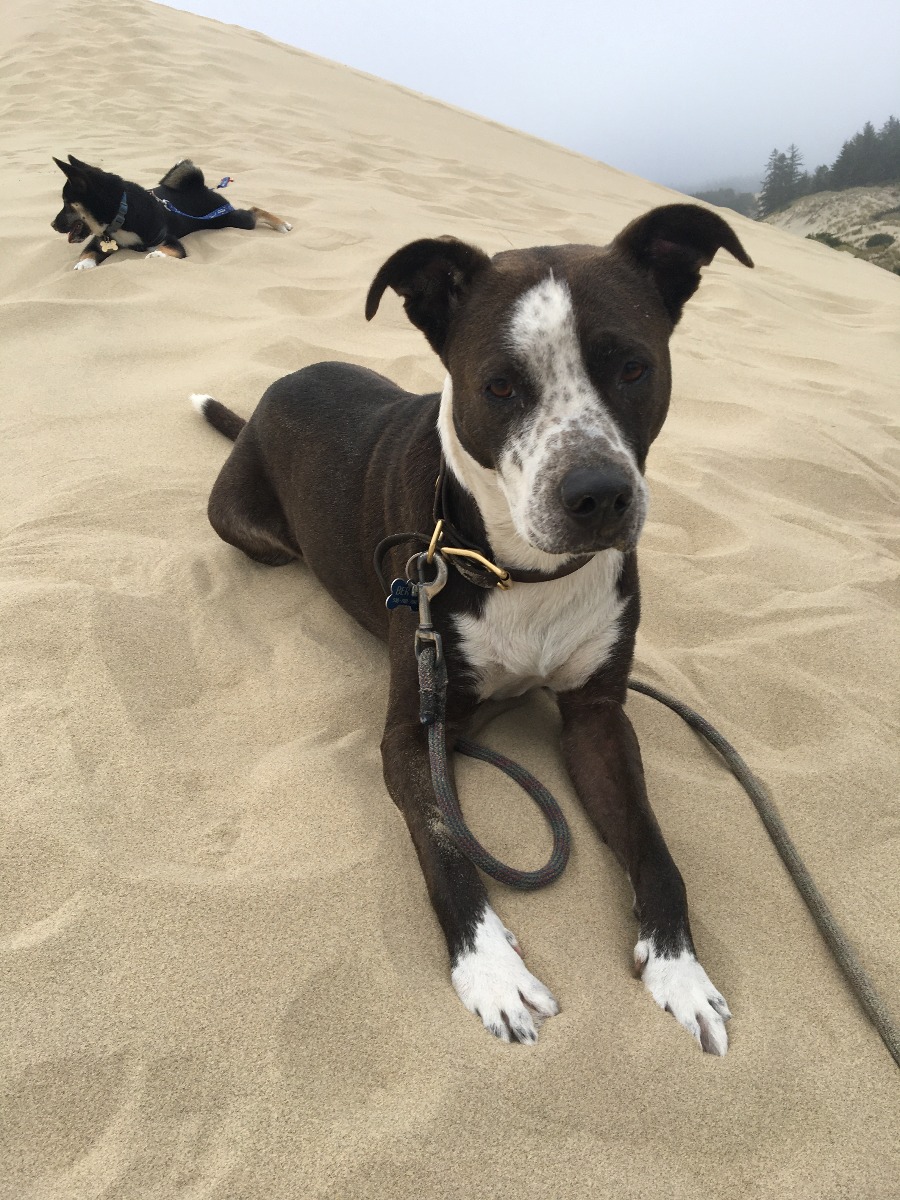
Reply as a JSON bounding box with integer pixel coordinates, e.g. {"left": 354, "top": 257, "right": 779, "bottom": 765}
{"left": 1, "top": 1, "right": 899, "bottom": 1197}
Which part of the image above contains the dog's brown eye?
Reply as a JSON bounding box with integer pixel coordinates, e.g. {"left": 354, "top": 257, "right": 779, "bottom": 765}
{"left": 485, "top": 378, "right": 515, "bottom": 400}
{"left": 620, "top": 361, "right": 647, "bottom": 384}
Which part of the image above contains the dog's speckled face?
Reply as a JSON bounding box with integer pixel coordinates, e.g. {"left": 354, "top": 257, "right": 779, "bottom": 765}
{"left": 365, "top": 205, "right": 753, "bottom": 559}
{"left": 440, "top": 245, "right": 672, "bottom": 556}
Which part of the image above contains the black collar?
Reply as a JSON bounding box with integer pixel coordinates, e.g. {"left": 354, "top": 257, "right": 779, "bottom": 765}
{"left": 373, "top": 458, "right": 597, "bottom": 595}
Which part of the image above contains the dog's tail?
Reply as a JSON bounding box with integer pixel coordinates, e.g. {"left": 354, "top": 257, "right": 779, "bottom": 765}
{"left": 159, "top": 159, "right": 204, "bottom": 190}
{"left": 191, "top": 394, "right": 245, "bottom": 441}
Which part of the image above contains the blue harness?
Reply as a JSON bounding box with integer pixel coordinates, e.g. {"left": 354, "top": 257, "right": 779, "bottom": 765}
{"left": 100, "top": 191, "right": 129, "bottom": 240}
{"left": 150, "top": 189, "right": 235, "bottom": 221}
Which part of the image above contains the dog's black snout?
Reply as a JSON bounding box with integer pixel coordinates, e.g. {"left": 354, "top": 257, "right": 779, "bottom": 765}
{"left": 559, "top": 466, "right": 633, "bottom": 530}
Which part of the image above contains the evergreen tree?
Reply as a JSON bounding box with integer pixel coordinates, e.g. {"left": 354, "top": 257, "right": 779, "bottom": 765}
{"left": 759, "top": 150, "right": 793, "bottom": 216}
{"left": 757, "top": 115, "right": 900, "bottom": 215}
{"left": 830, "top": 135, "right": 857, "bottom": 188}
{"left": 857, "top": 122, "right": 880, "bottom": 183}
{"left": 877, "top": 116, "right": 900, "bottom": 182}
{"left": 786, "top": 144, "right": 804, "bottom": 191}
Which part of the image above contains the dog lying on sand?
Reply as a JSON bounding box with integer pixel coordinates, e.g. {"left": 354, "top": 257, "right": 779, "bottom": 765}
{"left": 51, "top": 156, "right": 291, "bottom": 270}
{"left": 192, "top": 204, "right": 753, "bottom": 1053}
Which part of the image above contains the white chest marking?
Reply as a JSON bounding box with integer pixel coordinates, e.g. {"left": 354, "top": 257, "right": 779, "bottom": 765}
{"left": 73, "top": 203, "right": 142, "bottom": 247}
{"left": 454, "top": 549, "right": 626, "bottom": 700}
{"left": 109, "top": 228, "right": 142, "bottom": 248}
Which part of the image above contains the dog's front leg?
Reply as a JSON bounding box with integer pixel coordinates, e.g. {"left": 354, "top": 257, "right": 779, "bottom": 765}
{"left": 558, "top": 691, "right": 731, "bottom": 1054}
{"left": 381, "top": 638, "right": 559, "bottom": 1043}
{"left": 73, "top": 237, "right": 111, "bottom": 270}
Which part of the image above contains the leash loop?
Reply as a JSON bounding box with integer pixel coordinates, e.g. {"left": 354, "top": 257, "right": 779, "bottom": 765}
{"left": 416, "top": 639, "right": 571, "bottom": 889}
{"left": 411, "top": 550, "right": 571, "bottom": 889}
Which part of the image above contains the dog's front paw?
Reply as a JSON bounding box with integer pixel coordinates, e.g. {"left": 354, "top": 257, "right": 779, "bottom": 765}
{"left": 73, "top": 258, "right": 96, "bottom": 270}
{"left": 146, "top": 250, "right": 169, "bottom": 259}
{"left": 635, "top": 938, "right": 731, "bottom": 1055}
{"left": 451, "top": 906, "right": 559, "bottom": 1044}
{"left": 278, "top": 221, "right": 292, "bottom": 232}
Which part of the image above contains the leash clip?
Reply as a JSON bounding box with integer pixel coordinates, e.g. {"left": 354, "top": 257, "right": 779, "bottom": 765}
{"left": 410, "top": 553, "right": 447, "bottom": 663}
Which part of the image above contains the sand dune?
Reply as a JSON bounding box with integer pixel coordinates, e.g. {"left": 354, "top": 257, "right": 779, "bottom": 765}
{"left": 1, "top": 0, "right": 899, "bottom": 1196}
{"left": 765, "top": 184, "right": 900, "bottom": 273}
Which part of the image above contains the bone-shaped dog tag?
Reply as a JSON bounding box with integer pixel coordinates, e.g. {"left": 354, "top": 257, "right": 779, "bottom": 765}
{"left": 386, "top": 578, "right": 418, "bottom": 610}
{"left": 99, "top": 238, "right": 119, "bottom": 253}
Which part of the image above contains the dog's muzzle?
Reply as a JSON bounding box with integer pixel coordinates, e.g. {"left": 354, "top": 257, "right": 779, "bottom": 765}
{"left": 51, "top": 209, "right": 88, "bottom": 243}
{"left": 559, "top": 465, "right": 633, "bottom": 540}
{"left": 520, "top": 455, "right": 647, "bottom": 556}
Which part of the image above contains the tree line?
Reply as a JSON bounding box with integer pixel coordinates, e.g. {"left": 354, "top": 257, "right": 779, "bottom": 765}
{"left": 758, "top": 116, "right": 900, "bottom": 217}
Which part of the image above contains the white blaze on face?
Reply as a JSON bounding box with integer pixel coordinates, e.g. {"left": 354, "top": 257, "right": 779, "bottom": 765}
{"left": 499, "top": 275, "right": 646, "bottom": 551}
{"left": 438, "top": 376, "right": 558, "bottom": 571}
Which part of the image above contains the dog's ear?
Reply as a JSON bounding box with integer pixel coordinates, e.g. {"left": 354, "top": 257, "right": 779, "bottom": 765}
{"left": 67, "top": 155, "right": 93, "bottom": 170}
{"left": 365, "top": 236, "right": 491, "bottom": 358}
{"left": 612, "top": 204, "right": 753, "bottom": 324}
{"left": 53, "top": 156, "right": 87, "bottom": 191}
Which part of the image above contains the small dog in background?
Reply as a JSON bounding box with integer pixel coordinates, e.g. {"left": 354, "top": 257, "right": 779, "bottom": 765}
{"left": 51, "top": 156, "right": 292, "bottom": 270}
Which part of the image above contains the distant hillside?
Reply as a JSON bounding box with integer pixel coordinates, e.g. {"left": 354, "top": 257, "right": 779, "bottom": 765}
{"left": 681, "top": 173, "right": 761, "bottom": 195}
{"left": 763, "top": 185, "right": 900, "bottom": 275}
{"left": 689, "top": 187, "right": 757, "bottom": 218}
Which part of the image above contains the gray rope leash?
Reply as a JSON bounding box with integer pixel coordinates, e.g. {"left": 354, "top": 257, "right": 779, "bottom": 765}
{"left": 418, "top": 641, "right": 571, "bottom": 889}
{"left": 412, "top": 553, "right": 570, "bottom": 888}
{"left": 397, "top": 551, "right": 899, "bottom": 1068}
{"left": 627, "top": 678, "right": 900, "bottom": 1070}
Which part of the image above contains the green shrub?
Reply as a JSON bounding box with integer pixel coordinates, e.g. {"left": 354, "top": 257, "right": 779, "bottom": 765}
{"left": 806, "top": 231, "right": 842, "bottom": 248}
{"left": 866, "top": 232, "right": 895, "bottom": 247}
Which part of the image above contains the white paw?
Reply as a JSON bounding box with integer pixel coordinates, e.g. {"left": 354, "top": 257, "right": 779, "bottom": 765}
{"left": 451, "top": 906, "right": 559, "bottom": 1044}
{"left": 146, "top": 250, "right": 167, "bottom": 259}
{"left": 73, "top": 258, "right": 96, "bottom": 270}
{"left": 279, "top": 221, "right": 292, "bottom": 232}
{"left": 635, "top": 938, "right": 731, "bottom": 1055}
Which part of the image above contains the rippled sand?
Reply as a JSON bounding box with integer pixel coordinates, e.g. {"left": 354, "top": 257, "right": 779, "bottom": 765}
{"left": 1, "top": 1, "right": 898, "bottom": 1196}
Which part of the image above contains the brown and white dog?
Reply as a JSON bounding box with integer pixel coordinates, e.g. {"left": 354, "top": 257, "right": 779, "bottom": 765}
{"left": 192, "top": 204, "right": 753, "bottom": 1053}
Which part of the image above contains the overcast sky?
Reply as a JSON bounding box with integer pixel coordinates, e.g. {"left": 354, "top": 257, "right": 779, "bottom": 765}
{"left": 162, "top": 0, "right": 899, "bottom": 190}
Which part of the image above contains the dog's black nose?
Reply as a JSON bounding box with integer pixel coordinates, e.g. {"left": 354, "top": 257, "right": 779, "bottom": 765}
{"left": 559, "top": 466, "right": 633, "bottom": 532}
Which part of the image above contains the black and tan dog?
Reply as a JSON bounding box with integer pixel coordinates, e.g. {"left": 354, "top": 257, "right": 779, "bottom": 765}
{"left": 51, "top": 155, "right": 291, "bottom": 270}
{"left": 193, "top": 205, "right": 753, "bottom": 1053}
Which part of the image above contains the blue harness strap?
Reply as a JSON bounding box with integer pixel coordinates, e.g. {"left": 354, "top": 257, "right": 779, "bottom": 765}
{"left": 149, "top": 189, "right": 235, "bottom": 221}
{"left": 102, "top": 191, "right": 129, "bottom": 238}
